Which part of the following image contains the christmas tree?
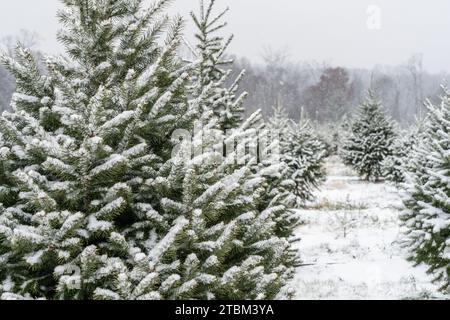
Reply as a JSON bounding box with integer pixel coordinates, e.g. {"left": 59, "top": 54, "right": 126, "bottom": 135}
{"left": 284, "top": 119, "right": 327, "bottom": 204}
{"left": 382, "top": 125, "right": 421, "bottom": 184}
{"left": 268, "top": 102, "right": 327, "bottom": 206}
{"left": 187, "top": 0, "right": 247, "bottom": 131}
{"left": 260, "top": 102, "right": 328, "bottom": 271}
{"left": 146, "top": 1, "right": 296, "bottom": 299}
{"left": 264, "top": 103, "right": 300, "bottom": 239}
{"left": 342, "top": 91, "right": 395, "bottom": 181}
{"left": 0, "top": 0, "right": 194, "bottom": 299}
{"left": 401, "top": 87, "right": 450, "bottom": 292}
{"left": 0, "top": 0, "right": 297, "bottom": 300}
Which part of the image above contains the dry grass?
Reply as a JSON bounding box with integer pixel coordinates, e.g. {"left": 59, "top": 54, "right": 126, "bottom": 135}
{"left": 325, "top": 156, "right": 357, "bottom": 177}
{"left": 307, "top": 198, "right": 368, "bottom": 211}
{"left": 326, "top": 180, "right": 347, "bottom": 190}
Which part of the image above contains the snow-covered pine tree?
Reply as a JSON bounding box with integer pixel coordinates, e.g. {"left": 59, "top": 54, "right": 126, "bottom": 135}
{"left": 284, "top": 119, "right": 327, "bottom": 205}
{"left": 382, "top": 126, "right": 421, "bottom": 184}
{"left": 149, "top": 111, "right": 294, "bottom": 299}
{"left": 381, "top": 137, "right": 409, "bottom": 184}
{"left": 268, "top": 102, "right": 290, "bottom": 134}
{"left": 0, "top": 0, "right": 194, "bottom": 299}
{"left": 188, "top": 0, "right": 247, "bottom": 131}
{"left": 266, "top": 101, "right": 293, "bottom": 191}
{"left": 341, "top": 91, "right": 395, "bottom": 181}
{"left": 309, "top": 122, "right": 334, "bottom": 158}
{"left": 267, "top": 102, "right": 326, "bottom": 206}
{"left": 0, "top": 0, "right": 297, "bottom": 301}
{"left": 401, "top": 87, "right": 450, "bottom": 292}
{"left": 259, "top": 102, "right": 325, "bottom": 272}
{"left": 138, "top": 1, "right": 296, "bottom": 299}
{"left": 264, "top": 102, "right": 299, "bottom": 235}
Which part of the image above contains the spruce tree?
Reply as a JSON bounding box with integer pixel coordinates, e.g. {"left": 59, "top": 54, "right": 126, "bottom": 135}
{"left": 382, "top": 127, "right": 420, "bottom": 184}
{"left": 188, "top": 0, "right": 247, "bottom": 131}
{"left": 268, "top": 103, "right": 327, "bottom": 206}
{"left": 144, "top": 1, "right": 295, "bottom": 299}
{"left": 151, "top": 113, "right": 292, "bottom": 299}
{"left": 0, "top": 0, "right": 193, "bottom": 299}
{"left": 262, "top": 103, "right": 327, "bottom": 271}
{"left": 284, "top": 119, "right": 327, "bottom": 205}
{"left": 264, "top": 103, "right": 299, "bottom": 238}
{"left": 0, "top": 0, "right": 297, "bottom": 300}
{"left": 342, "top": 91, "right": 395, "bottom": 181}
{"left": 401, "top": 87, "right": 450, "bottom": 292}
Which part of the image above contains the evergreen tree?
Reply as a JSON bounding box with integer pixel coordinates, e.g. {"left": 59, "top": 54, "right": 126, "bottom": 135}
{"left": 382, "top": 126, "right": 420, "bottom": 184}
{"left": 144, "top": 1, "right": 296, "bottom": 299}
{"left": 264, "top": 103, "right": 299, "bottom": 235}
{"left": 268, "top": 102, "right": 291, "bottom": 139}
{"left": 401, "top": 87, "right": 450, "bottom": 292}
{"left": 0, "top": 0, "right": 296, "bottom": 300}
{"left": 151, "top": 112, "right": 292, "bottom": 299}
{"left": 268, "top": 103, "right": 327, "bottom": 206}
{"left": 260, "top": 102, "right": 327, "bottom": 271}
{"left": 187, "top": 0, "right": 247, "bottom": 131}
{"left": 0, "top": 0, "right": 193, "bottom": 299}
{"left": 342, "top": 91, "right": 395, "bottom": 181}
{"left": 284, "top": 119, "right": 327, "bottom": 204}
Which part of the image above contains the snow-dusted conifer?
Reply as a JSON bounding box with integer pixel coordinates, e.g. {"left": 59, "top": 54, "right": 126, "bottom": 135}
{"left": 0, "top": 0, "right": 298, "bottom": 301}
{"left": 342, "top": 91, "right": 395, "bottom": 181}
{"left": 284, "top": 119, "right": 327, "bottom": 204}
{"left": 141, "top": 1, "right": 296, "bottom": 299}
{"left": 263, "top": 103, "right": 299, "bottom": 238}
{"left": 401, "top": 87, "right": 450, "bottom": 292}
{"left": 150, "top": 112, "right": 293, "bottom": 299}
{"left": 261, "top": 102, "right": 325, "bottom": 272}
{"left": 188, "top": 0, "right": 247, "bottom": 131}
{"left": 0, "top": 0, "right": 193, "bottom": 299}
{"left": 267, "top": 103, "right": 326, "bottom": 206}
{"left": 382, "top": 126, "right": 420, "bottom": 184}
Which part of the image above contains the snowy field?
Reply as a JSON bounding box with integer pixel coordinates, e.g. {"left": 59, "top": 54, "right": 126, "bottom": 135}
{"left": 291, "top": 156, "right": 445, "bottom": 300}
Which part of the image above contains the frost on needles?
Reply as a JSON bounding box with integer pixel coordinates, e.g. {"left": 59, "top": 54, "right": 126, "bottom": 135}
{"left": 0, "top": 0, "right": 297, "bottom": 300}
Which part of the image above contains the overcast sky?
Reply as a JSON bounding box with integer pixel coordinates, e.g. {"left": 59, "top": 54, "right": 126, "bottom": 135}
{"left": 1, "top": 0, "right": 449, "bottom": 73}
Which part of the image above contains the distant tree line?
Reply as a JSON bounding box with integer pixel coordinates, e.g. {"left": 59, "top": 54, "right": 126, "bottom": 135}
{"left": 1, "top": 35, "right": 449, "bottom": 124}
{"left": 228, "top": 49, "right": 449, "bottom": 124}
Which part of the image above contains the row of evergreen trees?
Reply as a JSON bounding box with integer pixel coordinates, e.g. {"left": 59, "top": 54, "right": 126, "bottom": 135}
{"left": 0, "top": 0, "right": 327, "bottom": 300}
{"left": 2, "top": 0, "right": 447, "bottom": 297}
{"left": 339, "top": 89, "right": 450, "bottom": 293}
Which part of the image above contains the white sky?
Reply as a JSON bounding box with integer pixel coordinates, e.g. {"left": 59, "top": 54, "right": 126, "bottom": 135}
{"left": 1, "top": 0, "right": 449, "bottom": 73}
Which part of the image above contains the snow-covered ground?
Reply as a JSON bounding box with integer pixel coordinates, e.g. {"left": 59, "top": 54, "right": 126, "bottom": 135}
{"left": 291, "top": 156, "right": 444, "bottom": 300}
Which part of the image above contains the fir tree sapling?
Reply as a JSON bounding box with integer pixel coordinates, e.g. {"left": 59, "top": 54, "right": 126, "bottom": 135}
{"left": 382, "top": 125, "right": 421, "bottom": 184}
{"left": 401, "top": 87, "right": 450, "bottom": 293}
{"left": 285, "top": 119, "right": 327, "bottom": 204}
{"left": 0, "top": 0, "right": 194, "bottom": 299}
{"left": 341, "top": 91, "right": 395, "bottom": 181}
{"left": 186, "top": 0, "right": 247, "bottom": 131}
{"left": 261, "top": 103, "right": 300, "bottom": 268}
{"left": 268, "top": 102, "right": 327, "bottom": 207}
{"left": 147, "top": 0, "right": 296, "bottom": 299}
{"left": 0, "top": 0, "right": 298, "bottom": 300}
{"left": 155, "top": 114, "right": 292, "bottom": 299}
{"left": 260, "top": 102, "right": 327, "bottom": 272}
